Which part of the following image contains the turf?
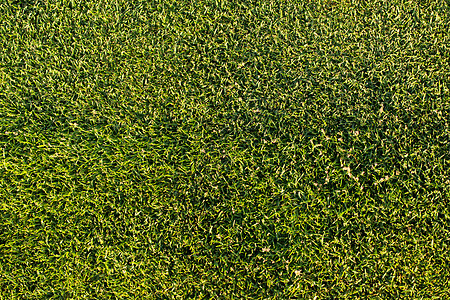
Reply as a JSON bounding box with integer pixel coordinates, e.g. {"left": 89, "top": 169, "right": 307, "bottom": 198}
{"left": 1, "top": 0, "right": 450, "bottom": 298}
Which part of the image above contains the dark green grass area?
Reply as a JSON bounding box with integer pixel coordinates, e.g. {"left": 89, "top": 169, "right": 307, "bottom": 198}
{"left": 1, "top": 0, "right": 450, "bottom": 298}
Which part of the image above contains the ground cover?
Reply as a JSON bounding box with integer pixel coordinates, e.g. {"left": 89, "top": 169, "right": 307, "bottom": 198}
{"left": 1, "top": 0, "right": 450, "bottom": 298}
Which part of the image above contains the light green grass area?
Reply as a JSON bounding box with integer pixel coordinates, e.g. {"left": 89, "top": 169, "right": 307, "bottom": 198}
{"left": 1, "top": 0, "right": 450, "bottom": 298}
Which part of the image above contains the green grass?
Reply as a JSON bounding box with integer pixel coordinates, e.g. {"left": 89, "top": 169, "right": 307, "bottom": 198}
{"left": 1, "top": 0, "right": 450, "bottom": 298}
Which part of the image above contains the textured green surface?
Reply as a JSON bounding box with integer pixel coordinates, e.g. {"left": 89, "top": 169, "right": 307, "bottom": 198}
{"left": 1, "top": 0, "right": 450, "bottom": 298}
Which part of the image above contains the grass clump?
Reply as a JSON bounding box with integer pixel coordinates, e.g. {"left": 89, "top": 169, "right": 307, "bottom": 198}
{"left": 1, "top": 0, "right": 450, "bottom": 298}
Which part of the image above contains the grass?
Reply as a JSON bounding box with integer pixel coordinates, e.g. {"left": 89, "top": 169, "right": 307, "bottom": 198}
{"left": 0, "top": 0, "right": 450, "bottom": 298}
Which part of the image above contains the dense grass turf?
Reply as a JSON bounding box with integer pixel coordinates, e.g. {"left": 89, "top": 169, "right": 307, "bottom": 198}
{"left": 1, "top": 0, "right": 450, "bottom": 298}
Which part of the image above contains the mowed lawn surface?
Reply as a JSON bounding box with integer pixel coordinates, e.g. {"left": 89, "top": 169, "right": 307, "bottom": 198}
{"left": 1, "top": 0, "right": 450, "bottom": 298}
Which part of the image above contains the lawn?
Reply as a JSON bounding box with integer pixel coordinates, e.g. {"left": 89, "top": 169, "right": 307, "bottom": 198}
{"left": 1, "top": 0, "right": 450, "bottom": 298}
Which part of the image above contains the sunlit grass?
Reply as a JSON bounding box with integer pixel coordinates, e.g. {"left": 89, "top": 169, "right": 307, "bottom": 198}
{"left": 1, "top": 0, "right": 449, "bottom": 298}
